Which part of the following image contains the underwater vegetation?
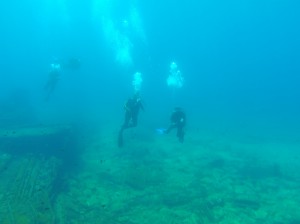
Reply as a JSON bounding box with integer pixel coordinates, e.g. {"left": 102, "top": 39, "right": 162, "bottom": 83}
{"left": 0, "top": 125, "right": 300, "bottom": 223}
{"left": 0, "top": 0, "right": 300, "bottom": 223}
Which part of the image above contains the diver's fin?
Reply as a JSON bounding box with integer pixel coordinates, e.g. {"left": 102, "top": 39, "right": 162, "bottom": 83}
{"left": 156, "top": 128, "right": 167, "bottom": 135}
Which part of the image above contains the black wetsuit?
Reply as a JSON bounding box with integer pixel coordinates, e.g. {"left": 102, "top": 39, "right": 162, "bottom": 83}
{"left": 44, "top": 70, "right": 60, "bottom": 101}
{"left": 118, "top": 97, "right": 144, "bottom": 147}
{"left": 165, "top": 108, "right": 186, "bottom": 142}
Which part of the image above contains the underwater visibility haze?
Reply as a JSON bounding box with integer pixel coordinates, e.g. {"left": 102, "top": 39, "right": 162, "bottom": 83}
{"left": 0, "top": 0, "right": 300, "bottom": 223}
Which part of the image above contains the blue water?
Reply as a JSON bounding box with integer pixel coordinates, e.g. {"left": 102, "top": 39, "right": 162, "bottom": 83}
{"left": 1, "top": 1, "right": 300, "bottom": 222}
{"left": 1, "top": 0, "right": 299, "bottom": 140}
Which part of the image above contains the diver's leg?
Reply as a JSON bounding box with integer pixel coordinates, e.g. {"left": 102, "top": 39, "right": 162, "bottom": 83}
{"left": 165, "top": 124, "right": 176, "bottom": 134}
{"left": 118, "top": 129, "right": 124, "bottom": 147}
{"left": 177, "top": 126, "right": 185, "bottom": 143}
{"left": 44, "top": 81, "right": 56, "bottom": 101}
{"left": 121, "top": 113, "right": 131, "bottom": 130}
{"left": 45, "top": 87, "right": 53, "bottom": 102}
{"left": 130, "top": 114, "right": 138, "bottom": 128}
{"left": 118, "top": 123, "right": 126, "bottom": 148}
{"left": 118, "top": 113, "right": 131, "bottom": 147}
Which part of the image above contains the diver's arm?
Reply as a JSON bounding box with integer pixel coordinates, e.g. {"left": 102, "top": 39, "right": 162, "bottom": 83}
{"left": 124, "top": 100, "right": 131, "bottom": 112}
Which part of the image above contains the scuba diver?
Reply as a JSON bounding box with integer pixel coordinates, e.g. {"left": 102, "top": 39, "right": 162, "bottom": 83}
{"left": 44, "top": 57, "right": 81, "bottom": 101}
{"left": 44, "top": 61, "right": 61, "bottom": 101}
{"left": 118, "top": 92, "right": 144, "bottom": 147}
{"left": 164, "top": 107, "right": 186, "bottom": 143}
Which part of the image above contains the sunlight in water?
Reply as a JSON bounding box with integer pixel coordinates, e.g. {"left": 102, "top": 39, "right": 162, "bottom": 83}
{"left": 103, "top": 18, "right": 133, "bottom": 66}
{"left": 129, "top": 6, "right": 147, "bottom": 43}
{"left": 92, "top": 0, "right": 146, "bottom": 67}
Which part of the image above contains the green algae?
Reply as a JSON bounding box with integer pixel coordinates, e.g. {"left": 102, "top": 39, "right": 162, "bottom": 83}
{"left": 0, "top": 125, "right": 300, "bottom": 223}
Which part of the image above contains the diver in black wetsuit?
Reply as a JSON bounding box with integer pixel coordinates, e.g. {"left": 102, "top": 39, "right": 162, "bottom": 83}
{"left": 165, "top": 107, "right": 186, "bottom": 143}
{"left": 44, "top": 62, "right": 61, "bottom": 101}
{"left": 44, "top": 57, "right": 81, "bottom": 101}
{"left": 118, "top": 92, "right": 144, "bottom": 147}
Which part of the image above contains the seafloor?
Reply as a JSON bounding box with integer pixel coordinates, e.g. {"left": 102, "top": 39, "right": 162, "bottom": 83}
{"left": 0, "top": 124, "right": 299, "bottom": 224}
